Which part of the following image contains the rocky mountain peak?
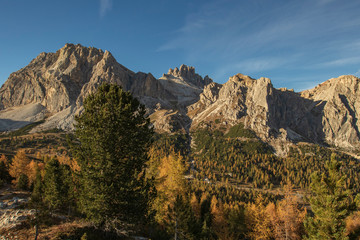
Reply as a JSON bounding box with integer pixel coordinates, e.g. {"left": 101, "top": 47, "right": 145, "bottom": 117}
{"left": 0, "top": 44, "right": 174, "bottom": 131}
{"left": 164, "top": 64, "right": 212, "bottom": 89}
{"left": 167, "top": 64, "right": 195, "bottom": 79}
{"left": 301, "top": 75, "right": 360, "bottom": 100}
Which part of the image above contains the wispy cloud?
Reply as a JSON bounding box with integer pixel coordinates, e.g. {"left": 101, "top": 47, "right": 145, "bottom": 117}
{"left": 320, "top": 57, "right": 360, "bottom": 67}
{"left": 100, "top": 0, "right": 112, "bottom": 17}
{"left": 158, "top": 0, "right": 360, "bottom": 87}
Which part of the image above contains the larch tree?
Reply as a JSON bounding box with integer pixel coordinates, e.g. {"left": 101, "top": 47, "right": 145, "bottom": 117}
{"left": 190, "top": 192, "right": 201, "bottom": 220}
{"left": 28, "top": 160, "right": 39, "bottom": 187}
{"left": 210, "top": 195, "right": 228, "bottom": 239}
{"left": 9, "top": 150, "right": 31, "bottom": 185}
{"left": 246, "top": 195, "right": 274, "bottom": 240}
{"left": 274, "top": 186, "right": 305, "bottom": 240}
{"left": 72, "top": 83, "right": 154, "bottom": 230}
{"left": 152, "top": 151, "right": 188, "bottom": 225}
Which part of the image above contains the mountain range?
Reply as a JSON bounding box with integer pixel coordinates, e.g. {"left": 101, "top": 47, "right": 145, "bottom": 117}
{"left": 0, "top": 44, "right": 359, "bottom": 155}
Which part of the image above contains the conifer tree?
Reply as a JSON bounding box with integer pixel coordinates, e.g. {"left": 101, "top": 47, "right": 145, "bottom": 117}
{"left": 224, "top": 204, "right": 247, "bottom": 240}
{"left": 210, "top": 195, "right": 228, "bottom": 239}
{"left": 274, "top": 185, "right": 305, "bottom": 240}
{"left": 28, "top": 160, "right": 39, "bottom": 187}
{"left": 29, "top": 166, "right": 50, "bottom": 240}
{"left": 153, "top": 152, "right": 188, "bottom": 224}
{"left": 9, "top": 150, "right": 31, "bottom": 184}
{"left": 43, "top": 158, "right": 69, "bottom": 211}
{"left": 0, "top": 155, "right": 11, "bottom": 185}
{"left": 72, "top": 83, "right": 154, "bottom": 229}
{"left": 190, "top": 192, "right": 201, "bottom": 220}
{"left": 17, "top": 173, "right": 29, "bottom": 190}
{"left": 166, "top": 195, "right": 199, "bottom": 240}
{"left": 246, "top": 195, "right": 274, "bottom": 240}
{"left": 31, "top": 166, "right": 43, "bottom": 205}
{"left": 304, "top": 154, "right": 356, "bottom": 240}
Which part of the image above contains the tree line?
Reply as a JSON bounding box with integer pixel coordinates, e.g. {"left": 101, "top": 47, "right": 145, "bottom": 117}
{"left": 1, "top": 83, "right": 360, "bottom": 239}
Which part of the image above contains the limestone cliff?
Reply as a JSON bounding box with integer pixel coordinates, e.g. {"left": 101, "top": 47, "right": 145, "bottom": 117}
{"left": 0, "top": 44, "right": 213, "bottom": 133}
{"left": 0, "top": 44, "right": 359, "bottom": 153}
{"left": 188, "top": 73, "right": 360, "bottom": 152}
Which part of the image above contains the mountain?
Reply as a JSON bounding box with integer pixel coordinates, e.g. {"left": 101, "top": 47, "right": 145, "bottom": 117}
{"left": 0, "top": 44, "right": 210, "bottom": 133}
{"left": 189, "top": 73, "right": 360, "bottom": 153}
{"left": 0, "top": 44, "right": 359, "bottom": 154}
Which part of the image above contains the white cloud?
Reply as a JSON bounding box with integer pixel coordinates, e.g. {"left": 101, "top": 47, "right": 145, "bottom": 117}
{"left": 100, "top": 0, "right": 112, "bottom": 17}
{"left": 157, "top": 0, "right": 360, "bottom": 88}
{"left": 320, "top": 57, "right": 360, "bottom": 67}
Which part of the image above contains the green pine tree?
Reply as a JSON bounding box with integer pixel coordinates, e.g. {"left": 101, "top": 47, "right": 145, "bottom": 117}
{"left": 29, "top": 166, "right": 48, "bottom": 240}
{"left": 43, "top": 158, "right": 71, "bottom": 212}
{"left": 72, "top": 83, "right": 154, "bottom": 229}
{"left": 166, "top": 195, "right": 200, "bottom": 240}
{"left": 0, "top": 160, "right": 11, "bottom": 186}
{"left": 304, "top": 154, "right": 356, "bottom": 240}
{"left": 17, "top": 173, "right": 29, "bottom": 190}
{"left": 31, "top": 166, "right": 43, "bottom": 205}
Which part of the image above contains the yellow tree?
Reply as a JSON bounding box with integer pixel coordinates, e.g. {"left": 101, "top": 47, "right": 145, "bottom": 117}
{"left": 153, "top": 151, "right": 188, "bottom": 224}
{"left": 27, "top": 160, "right": 39, "bottom": 187}
{"left": 275, "top": 192, "right": 306, "bottom": 239}
{"left": 246, "top": 195, "right": 274, "bottom": 240}
{"left": 346, "top": 211, "right": 360, "bottom": 238}
{"left": 190, "top": 192, "right": 201, "bottom": 220}
{"left": 210, "top": 195, "right": 229, "bottom": 239}
{"left": 0, "top": 154, "right": 8, "bottom": 165}
{"left": 9, "top": 150, "right": 31, "bottom": 184}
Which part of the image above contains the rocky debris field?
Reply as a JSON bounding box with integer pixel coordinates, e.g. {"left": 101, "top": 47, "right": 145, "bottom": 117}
{"left": 0, "top": 186, "right": 32, "bottom": 233}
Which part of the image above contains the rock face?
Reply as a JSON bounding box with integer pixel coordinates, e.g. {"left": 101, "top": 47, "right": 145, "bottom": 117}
{"left": 189, "top": 73, "right": 360, "bottom": 152}
{"left": 0, "top": 44, "right": 359, "bottom": 152}
{"left": 0, "top": 44, "right": 209, "bottom": 133}
{"left": 158, "top": 64, "right": 212, "bottom": 108}
{"left": 301, "top": 75, "right": 360, "bottom": 149}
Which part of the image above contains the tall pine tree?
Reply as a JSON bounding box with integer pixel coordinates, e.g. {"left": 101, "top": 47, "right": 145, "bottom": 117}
{"left": 304, "top": 154, "right": 356, "bottom": 240}
{"left": 72, "top": 83, "right": 154, "bottom": 229}
{"left": 43, "top": 158, "right": 71, "bottom": 212}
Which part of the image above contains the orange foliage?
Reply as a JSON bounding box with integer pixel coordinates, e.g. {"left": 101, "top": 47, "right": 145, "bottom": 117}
{"left": 152, "top": 151, "right": 188, "bottom": 224}
{"left": 27, "top": 160, "right": 39, "bottom": 185}
{"left": 346, "top": 211, "right": 360, "bottom": 238}
{"left": 0, "top": 154, "right": 8, "bottom": 165}
{"left": 190, "top": 192, "right": 200, "bottom": 219}
{"left": 210, "top": 195, "right": 229, "bottom": 240}
{"left": 9, "top": 150, "right": 31, "bottom": 184}
{"left": 246, "top": 195, "right": 275, "bottom": 240}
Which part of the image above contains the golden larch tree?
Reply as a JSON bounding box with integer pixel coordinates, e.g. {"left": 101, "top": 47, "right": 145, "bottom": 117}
{"left": 9, "top": 150, "right": 31, "bottom": 184}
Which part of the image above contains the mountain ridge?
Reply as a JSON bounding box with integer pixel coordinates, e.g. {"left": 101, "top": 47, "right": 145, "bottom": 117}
{"left": 0, "top": 43, "right": 359, "bottom": 154}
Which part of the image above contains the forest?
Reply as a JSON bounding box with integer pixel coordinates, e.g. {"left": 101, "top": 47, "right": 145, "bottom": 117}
{"left": 1, "top": 84, "right": 360, "bottom": 240}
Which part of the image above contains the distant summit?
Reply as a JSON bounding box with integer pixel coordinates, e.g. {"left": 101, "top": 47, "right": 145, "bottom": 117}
{"left": 164, "top": 64, "right": 212, "bottom": 89}
{"left": 0, "top": 44, "right": 359, "bottom": 154}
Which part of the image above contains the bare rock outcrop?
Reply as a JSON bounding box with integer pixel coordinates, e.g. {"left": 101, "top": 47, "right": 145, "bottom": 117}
{"left": 0, "top": 44, "right": 178, "bottom": 132}
{"left": 158, "top": 64, "right": 212, "bottom": 108}
{"left": 189, "top": 73, "right": 360, "bottom": 152}
{"left": 301, "top": 75, "right": 360, "bottom": 149}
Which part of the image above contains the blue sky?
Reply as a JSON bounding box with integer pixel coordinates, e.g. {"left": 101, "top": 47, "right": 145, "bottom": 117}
{"left": 0, "top": 0, "right": 360, "bottom": 91}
